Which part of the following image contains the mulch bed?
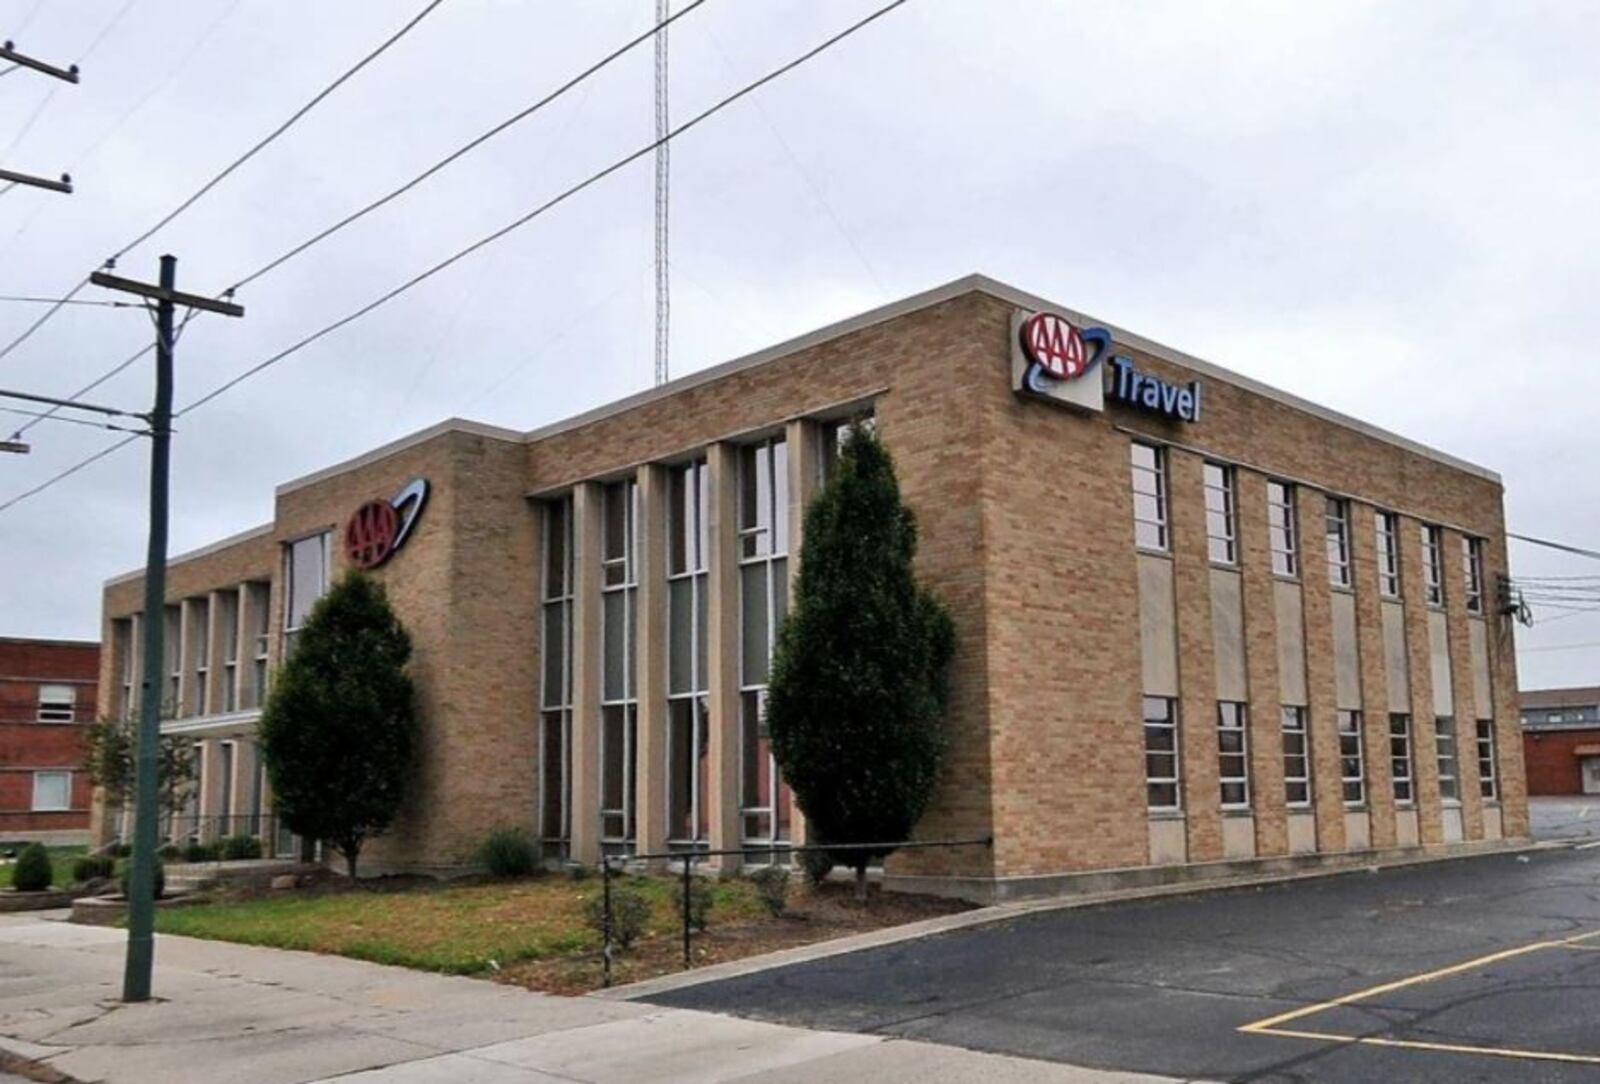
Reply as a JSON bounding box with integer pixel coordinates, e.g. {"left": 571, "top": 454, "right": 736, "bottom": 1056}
{"left": 497, "top": 882, "right": 971, "bottom": 995}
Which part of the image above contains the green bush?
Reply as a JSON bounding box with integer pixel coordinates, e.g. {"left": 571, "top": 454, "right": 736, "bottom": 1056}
{"left": 11, "top": 843, "right": 52, "bottom": 891}
{"left": 105, "top": 842, "right": 132, "bottom": 858}
{"left": 72, "top": 855, "right": 116, "bottom": 883}
{"left": 799, "top": 847, "right": 834, "bottom": 888}
{"left": 158, "top": 844, "right": 179, "bottom": 860}
{"left": 583, "top": 883, "right": 650, "bottom": 949}
{"left": 478, "top": 827, "right": 539, "bottom": 879}
{"left": 118, "top": 859, "right": 165, "bottom": 901}
{"left": 182, "top": 841, "right": 219, "bottom": 863}
{"left": 673, "top": 873, "right": 715, "bottom": 931}
{"left": 748, "top": 865, "right": 791, "bottom": 917}
{"left": 220, "top": 835, "right": 263, "bottom": 861}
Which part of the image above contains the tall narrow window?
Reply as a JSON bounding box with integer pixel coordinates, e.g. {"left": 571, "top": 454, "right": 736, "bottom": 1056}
{"left": 667, "top": 460, "right": 711, "bottom": 851}
{"left": 285, "top": 532, "right": 330, "bottom": 657}
{"left": 1463, "top": 537, "right": 1484, "bottom": 614}
{"left": 1324, "top": 497, "right": 1351, "bottom": 588}
{"left": 600, "top": 481, "right": 638, "bottom": 856}
{"left": 1337, "top": 710, "right": 1365, "bottom": 806}
{"left": 1131, "top": 442, "right": 1168, "bottom": 552}
{"left": 1218, "top": 702, "right": 1250, "bottom": 810}
{"left": 540, "top": 497, "right": 575, "bottom": 858}
{"left": 1267, "top": 481, "right": 1298, "bottom": 577}
{"left": 739, "top": 437, "right": 792, "bottom": 857}
{"left": 116, "top": 618, "right": 135, "bottom": 721}
{"left": 1144, "top": 697, "right": 1181, "bottom": 811}
{"left": 1435, "top": 716, "right": 1459, "bottom": 801}
{"left": 1281, "top": 706, "right": 1310, "bottom": 807}
{"left": 1203, "top": 463, "right": 1237, "bottom": 565}
{"left": 819, "top": 412, "right": 875, "bottom": 482}
{"left": 1422, "top": 525, "right": 1444, "bottom": 606}
{"left": 1476, "top": 719, "right": 1499, "bottom": 800}
{"left": 163, "top": 605, "right": 181, "bottom": 717}
{"left": 36, "top": 684, "right": 75, "bottom": 722}
{"left": 219, "top": 591, "right": 240, "bottom": 713}
{"left": 191, "top": 598, "right": 210, "bottom": 716}
{"left": 247, "top": 583, "right": 270, "bottom": 709}
{"left": 1376, "top": 512, "right": 1401, "bottom": 597}
{"left": 1389, "top": 714, "right": 1414, "bottom": 804}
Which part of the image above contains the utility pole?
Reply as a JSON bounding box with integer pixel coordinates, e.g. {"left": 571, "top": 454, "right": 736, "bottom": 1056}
{"left": 653, "top": 0, "right": 669, "bottom": 387}
{"left": 90, "top": 256, "right": 243, "bottom": 1003}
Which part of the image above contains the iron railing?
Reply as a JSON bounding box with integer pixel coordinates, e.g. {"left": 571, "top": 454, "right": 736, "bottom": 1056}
{"left": 596, "top": 836, "right": 993, "bottom": 987}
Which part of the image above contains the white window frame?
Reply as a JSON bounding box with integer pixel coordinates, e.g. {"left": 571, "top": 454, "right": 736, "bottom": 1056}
{"left": 599, "top": 479, "right": 639, "bottom": 856}
{"left": 284, "top": 532, "right": 331, "bottom": 657}
{"left": 1203, "top": 462, "right": 1237, "bottom": 566}
{"left": 1463, "top": 537, "right": 1485, "bottom": 614}
{"left": 1376, "top": 511, "right": 1401, "bottom": 598}
{"left": 1267, "top": 481, "right": 1298, "bottom": 578}
{"left": 1476, "top": 719, "right": 1499, "bottom": 800}
{"left": 36, "top": 683, "right": 76, "bottom": 723}
{"left": 191, "top": 598, "right": 210, "bottom": 717}
{"left": 738, "top": 437, "right": 792, "bottom": 856}
{"left": 1435, "top": 716, "right": 1459, "bottom": 803}
{"left": 219, "top": 589, "right": 240, "bottom": 714}
{"left": 1130, "top": 442, "right": 1168, "bottom": 553}
{"left": 1144, "top": 696, "right": 1181, "bottom": 811}
{"left": 667, "top": 460, "right": 711, "bottom": 851}
{"left": 1281, "top": 706, "right": 1311, "bottom": 808}
{"left": 1422, "top": 525, "right": 1445, "bottom": 607}
{"left": 1337, "top": 710, "right": 1365, "bottom": 807}
{"left": 32, "top": 770, "right": 71, "bottom": 812}
{"left": 1390, "top": 713, "right": 1414, "bottom": 805}
{"left": 1217, "top": 702, "right": 1250, "bottom": 810}
{"left": 117, "top": 616, "right": 138, "bottom": 722}
{"left": 1325, "top": 496, "right": 1352, "bottom": 588}
{"left": 539, "top": 497, "right": 575, "bottom": 855}
{"left": 249, "top": 583, "right": 271, "bottom": 709}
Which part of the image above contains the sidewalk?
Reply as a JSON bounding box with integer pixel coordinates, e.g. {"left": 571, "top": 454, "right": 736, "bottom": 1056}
{"left": 0, "top": 913, "right": 1187, "bottom": 1084}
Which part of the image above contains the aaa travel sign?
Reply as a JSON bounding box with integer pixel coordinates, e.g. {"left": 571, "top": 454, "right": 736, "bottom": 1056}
{"left": 345, "top": 478, "right": 429, "bottom": 570}
{"left": 1012, "top": 309, "right": 1202, "bottom": 423}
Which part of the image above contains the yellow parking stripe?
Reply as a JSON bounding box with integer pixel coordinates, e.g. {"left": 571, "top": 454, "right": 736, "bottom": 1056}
{"left": 1254, "top": 1026, "right": 1600, "bottom": 1066}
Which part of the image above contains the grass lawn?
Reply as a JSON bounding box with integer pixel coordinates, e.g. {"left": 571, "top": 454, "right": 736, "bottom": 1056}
{"left": 0, "top": 845, "right": 86, "bottom": 890}
{"left": 153, "top": 872, "right": 970, "bottom": 993}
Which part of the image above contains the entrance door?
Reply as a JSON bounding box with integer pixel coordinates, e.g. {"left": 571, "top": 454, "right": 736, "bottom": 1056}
{"left": 1582, "top": 757, "right": 1600, "bottom": 795}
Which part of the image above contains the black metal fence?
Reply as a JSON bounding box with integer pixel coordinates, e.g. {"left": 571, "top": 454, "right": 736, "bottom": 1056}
{"left": 596, "top": 836, "right": 992, "bottom": 987}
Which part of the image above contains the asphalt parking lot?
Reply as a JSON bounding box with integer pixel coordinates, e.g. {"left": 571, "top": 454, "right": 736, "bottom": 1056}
{"left": 650, "top": 843, "right": 1600, "bottom": 1082}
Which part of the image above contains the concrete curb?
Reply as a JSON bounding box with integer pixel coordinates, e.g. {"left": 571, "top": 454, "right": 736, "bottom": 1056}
{"left": 597, "top": 837, "right": 1570, "bottom": 1001}
{"left": 0, "top": 1039, "right": 83, "bottom": 1084}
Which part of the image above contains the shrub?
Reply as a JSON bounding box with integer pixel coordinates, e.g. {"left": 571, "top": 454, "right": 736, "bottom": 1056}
{"left": 11, "top": 843, "right": 52, "bottom": 891}
{"left": 799, "top": 847, "right": 835, "bottom": 888}
{"left": 749, "top": 865, "right": 791, "bottom": 917}
{"left": 220, "top": 835, "right": 263, "bottom": 861}
{"left": 72, "top": 855, "right": 116, "bottom": 883}
{"left": 583, "top": 883, "right": 650, "bottom": 949}
{"left": 182, "top": 841, "right": 219, "bottom": 863}
{"left": 478, "top": 827, "right": 539, "bottom": 879}
{"left": 673, "top": 874, "right": 715, "bottom": 931}
{"left": 101, "top": 842, "right": 131, "bottom": 859}
{"left": 158, "top": 844, "right": 179, "bottom": 860}
{"left": 118, "top": 859, "right": 165, "bottom": 901}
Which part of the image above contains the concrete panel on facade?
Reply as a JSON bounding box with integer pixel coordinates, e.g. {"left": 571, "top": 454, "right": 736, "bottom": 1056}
{"left": 1221, "top": 814, "right": 1255, "bottom": 860}
{"left": 1139, "top": 555, "right": 1179, "bottom": 697}
{"left": 1442, "top": 805, "right": 1465, "bottom": 843}
{"left": 1469, "top": 619, "right": 1493, "bottom": 721}
{"left": 1396, "top": 808, "right": 1420, "bottom": 846}
{"left": 1428, "top": 610, "right": 1454, "bottom": 718}
{"left": 1274, "top": 580, "right": 1307, "bottom": 705}
{"left": 1331, "top": 592, "right": 1362, "bottom": 711}
{"left": 1381, "top": 601, "right": 1411, "bottom": 714}
{"left": 1210, "top": 569, "right": 1248, "bottom": 702}
{"left": 1148, "top": 817, "right": 1186, "bottom": 865}
{"left": 1286, "top": 812, "right": 1317, "bottom": 854}
{"left": 1483, "top": 804, "right": 1503, "bottom": 840}
{"left": 1343, "top": 810, "right": 1371, "bottom": 851}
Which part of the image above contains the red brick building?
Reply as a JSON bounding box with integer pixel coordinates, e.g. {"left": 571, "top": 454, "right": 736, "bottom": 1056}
{"left": 1520, "top": 687, "right": 1600, "bottom": 796}
{"left": 1, "top": 637, "right": 99, "bottom": 844}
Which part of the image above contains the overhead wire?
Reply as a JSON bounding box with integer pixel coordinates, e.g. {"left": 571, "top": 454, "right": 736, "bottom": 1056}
{"left": 0, "top": 0, "right": 913, "bottom": 514}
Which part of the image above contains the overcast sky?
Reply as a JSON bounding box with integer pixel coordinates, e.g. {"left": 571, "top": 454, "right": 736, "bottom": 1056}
{"left": 2, "top": 0, "right": 1597, "bottom": 690}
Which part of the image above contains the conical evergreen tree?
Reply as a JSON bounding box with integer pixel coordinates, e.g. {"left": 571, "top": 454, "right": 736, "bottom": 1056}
{"left": 259, "top": 571, "right": 416, "bottom": 878}
{"left": 767, "top": 423, "right": 955, "bottom": 899}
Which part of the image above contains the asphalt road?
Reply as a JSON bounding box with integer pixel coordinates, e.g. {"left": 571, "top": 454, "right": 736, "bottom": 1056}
{"left": 1530, "top": 795, "right": 1600, "bottom": 841}
{"left": 650, "top": 845, "right": 1600, "bottom": 1082}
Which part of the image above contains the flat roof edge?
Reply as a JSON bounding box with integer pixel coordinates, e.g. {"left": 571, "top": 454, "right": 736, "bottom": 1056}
{"left": 104, "top": 521, "right": 275, "bottom": 589}
{"left": 276, "top": 418, "right": 523, "bottom": 498}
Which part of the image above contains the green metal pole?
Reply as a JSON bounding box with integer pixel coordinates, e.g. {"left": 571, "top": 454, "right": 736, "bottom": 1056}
{"left": 122, "top": 255, "right": 176, "bottom": 1003}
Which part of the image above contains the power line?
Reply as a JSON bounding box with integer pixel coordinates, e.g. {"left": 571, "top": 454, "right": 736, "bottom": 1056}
{"left": 77, "top": 0, "right": 141, "bottom": 64}
{"left": 1510, "top": 532, "right": 1600, "bottom": 562}
{"left": 227, "top": 0, "right": 708, "bottom": 293}
{"left": 1521, "top": 640, "right": 1600, "bottom": 654}
{"left": 0, "top": 0, "right": 913, "bottom": 514}
{"left": 0, "top": 0, "right": 444, "bottom": 369}
{"left": 0, "top": 295, "right": 138, "bottom": 308}
{"left": 7, "top": 343, "right": 151, "bottom": 441}
{"left": 0, "top": 405, "right": 146, "bottom": 435}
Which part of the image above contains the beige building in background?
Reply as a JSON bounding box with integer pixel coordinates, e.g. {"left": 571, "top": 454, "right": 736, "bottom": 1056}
{"left": 94, "top": 274, "right": 1527, "bottom": 899}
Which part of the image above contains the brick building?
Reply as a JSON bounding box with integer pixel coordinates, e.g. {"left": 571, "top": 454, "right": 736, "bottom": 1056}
{"left": 1, "top": 637, "right": 98, "bottom": 844}
{"left": 1520, "top": 687, "right": 1600, "bottom": 796}
{"left": 93, "top": 275, "right": 1528, "bottom": 899}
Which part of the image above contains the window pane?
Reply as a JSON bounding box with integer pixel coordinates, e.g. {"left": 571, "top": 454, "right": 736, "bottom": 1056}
{"left": 741, "top": 563, "right": 769, "bottom": 685}
{"left": 602, "top": 706, "right": 626, "bottom": 810}
{"left": 771, "top": 439, "right": 789, "bottom": 556}
{"left": 542, "top": 604, "right": 566, "bottom": 707}
{"left": 33, "top": 771, "right": 70, "bottom": 811}
{"left": 669, "top": 468, "right": 689, "bottom": 576}
{"left": 540, "top": 712, "right": 566, "bottom": 839}
{"left": 668, "top": 700, "right": 694, "bottom": 841}
{"left": 603, "top": 591, "right": 626, "bottom": 701}
{"left": 669, "top": 578, "right": 693, "bottom": 696}
{"left": 545, "top": 501, "right": 568, "bottom": 597}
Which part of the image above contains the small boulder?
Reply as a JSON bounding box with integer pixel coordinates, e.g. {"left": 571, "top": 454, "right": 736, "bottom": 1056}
{"left": 270, "top": 874, "right": 300, "bottom": 891}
